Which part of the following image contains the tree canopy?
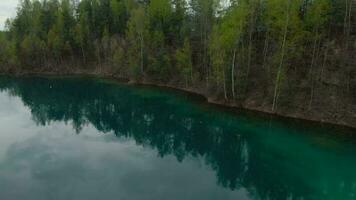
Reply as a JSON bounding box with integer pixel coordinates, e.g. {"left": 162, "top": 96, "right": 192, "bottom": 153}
{"left": 0, "top": 0, "right": 355, "bottom": 113}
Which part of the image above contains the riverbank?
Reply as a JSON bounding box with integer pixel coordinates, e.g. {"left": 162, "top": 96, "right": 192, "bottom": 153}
{"left": 2, "top": 69, "right": 355, "bottom": 130}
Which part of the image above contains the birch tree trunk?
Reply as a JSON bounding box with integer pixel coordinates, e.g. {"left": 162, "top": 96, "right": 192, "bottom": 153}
{"left": 272, "top": 0, "right": 291, "bottom": 112}
{"left": 223, "top": 70, "right": 227, "bottom": 100}
{"left": 245, "top": 2, "right": 257, "bottom": 92}
{"left": 140, "top": 34, "right": 144, "bottom": 75}
{"left": 81, "top": 45, "right": 86, "bottom": 64}
{"left": 231, "top": 48, "right": 237, "bottom": 100}
{"left": 309, "top": 29, "right": 319, "bottom": 110}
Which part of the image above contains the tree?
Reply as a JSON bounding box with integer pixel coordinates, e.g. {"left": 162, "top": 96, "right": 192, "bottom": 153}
{"left": 148, "top": 0, "right": 172, "bottom": 34}
{"left": 126, "top": 6, "right": 149, "bottom": 77}
{"left": 0, "top": 0, "right": 354, "bottom": 119}
{"left": 147, "top": 30, "right": 171, "bottom": 78}
{"left": 74, "top": 8, "right": 90, "bottom": 63}
{"left": 171, "top": 0, "right": 188, "bottom": 47}
{"left": 47, "top": 26, "right": 63, "bottom": 63}
{"left": 0, "top": 33, "right": 18, "bottom": 68}
{"left": 265, "top": 0, "right": 304, "bottom": 112}
{"left": 110, "top": 0, "right": 129, "bottom": 36}
{"left": 213, "top": 1, "right": 249, "bottom": 99}
{"left": 111, "top": 39, "right": 126, "bottom": 75}
{"left": 304, "top": 0, "right": 332, "bottom": 109}
{"left": 190, "top": 0, "right": 217, "bottom": 85}
{"left": 209, "top": 26, "right": 227, "bottom": 99}
{"left": 176, "top": 38, "right": 193, "bottom": 87}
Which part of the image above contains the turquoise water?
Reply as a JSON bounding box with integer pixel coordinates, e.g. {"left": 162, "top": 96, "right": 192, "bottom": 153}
{"left": 0, "top": 76, "right": 355, "bottom": 200}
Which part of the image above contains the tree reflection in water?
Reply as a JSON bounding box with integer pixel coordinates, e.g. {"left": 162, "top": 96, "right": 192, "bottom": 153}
{"left": 0, "top": 76, "right": 355, "bottom": 200}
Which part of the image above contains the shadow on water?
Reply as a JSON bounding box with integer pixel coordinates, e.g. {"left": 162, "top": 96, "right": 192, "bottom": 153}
{"left": 0, "top": 75, "right": 355, "bottom": 200}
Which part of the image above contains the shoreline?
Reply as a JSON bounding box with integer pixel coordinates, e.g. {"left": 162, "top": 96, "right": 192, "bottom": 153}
{"left": 2, "top": 71, "right": 355, "bottom": 130}
{"left": 129, "top": 79, "right": 356, "bottom": 131}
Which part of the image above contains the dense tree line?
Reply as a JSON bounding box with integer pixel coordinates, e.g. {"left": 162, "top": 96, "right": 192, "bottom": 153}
{"left": 0, "top": 0, "right": 355, "bottom": 114}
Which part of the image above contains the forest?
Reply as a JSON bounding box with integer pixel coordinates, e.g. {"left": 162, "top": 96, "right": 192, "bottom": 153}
{"left": 0, "top": 0, "right": 355, "bottom": 126}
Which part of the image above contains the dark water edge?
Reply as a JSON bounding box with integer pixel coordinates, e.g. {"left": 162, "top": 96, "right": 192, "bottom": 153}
{"left": 3, "top": 71, "right": 355, "bottom": 131}
{"left": 132, "top": 82, "right": 356, "bottom": 133}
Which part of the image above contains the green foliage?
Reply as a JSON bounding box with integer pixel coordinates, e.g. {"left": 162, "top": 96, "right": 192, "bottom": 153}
{"left": 219, "top": 2, "right": 249, "bottom": 50}
{"left": 126, "top": 6, "right": 149, "bottom": 77}
{"left": 0, "top": 33, "right": 18, "bottom": 67}
{"left": 110, "top": 0, "right": 129, "bottom": 35}
{"left": 112, "top": 44, "right": 126, "bottom": 73}
{"left": 176, "top": 38, "right": 193, "bottom": 85}
{"left": 47, "top": 27, "right": 63, "bottom": 60}
{"left": 209, "top": 26, "right": 226, "bottom": 85}
{"left": 0, "top": 0, "right": 351, "bottom": 110}
{"left": 148, "top": 30, "right": 171, "bottom": 77}
{"left": 264, "top": 0, "right": 306, "bottom": 81}
{"left": 148, "top": 0, "right": 172, "bottom": 32}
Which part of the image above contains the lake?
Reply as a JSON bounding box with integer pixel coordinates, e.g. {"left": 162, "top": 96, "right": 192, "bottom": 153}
{"left": 0, "top": 76, "right": 355, "bottom": 200}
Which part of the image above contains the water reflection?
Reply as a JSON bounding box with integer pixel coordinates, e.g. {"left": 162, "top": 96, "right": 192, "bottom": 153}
{"left": 0, "top": 76, "right": 355, "bottom": 200}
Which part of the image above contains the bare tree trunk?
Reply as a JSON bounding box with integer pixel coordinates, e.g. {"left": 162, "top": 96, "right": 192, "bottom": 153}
{"left": 347, "top": 0, "right": 353, "bottom": 36}
{"left": 95, "top": 41, "right": 102, "bottom": 72}
{"left": 343, "top": 0, "right": 353, "bottom": 93}
{"left": 344, "top": 0, "right": 350, "bottom": 35}
{"left": 245, "top": 2, "right": 257, "bottom": 92}
{"left": 347, "top": 0, "right": 353, "bottom": 92}
{"left": 309, "top": 30, "right": 319, "bottom": 110}
{"left": 245, "top": 22, "right": 254, "bottom": 93}
{"left": 262, "top": 32, "right": 271, "bottom": 82}
{"left": 140, "top": 34, "right": 144, "bottom": 75}
{"left": 272, "top": 0, "right": 291, "bottom": 112}
{"left": 231, "top": 48, "right": 237, "bottom": 100}
{"left": 262, "top": 32, "right": 269, "bottom": 70}
{"left": 60, "top": 55, "right": 63, "bottom": 65}
{"left": 81, "top": 45, "right": 86, "bottom": 64}
{"left": 223, "top": 70, "right": 227, "bottom": 100}
{"left": 320, "top": 23, "right": 332, "bottom": 81}
{"left": 204, "top": 16, "right": 209, "bottom": 88}
{"left": 321, "top": 45, "right": 328, "bottom": 79}
{"left": 44, "top": 52, "right": 48, "bottom": 69}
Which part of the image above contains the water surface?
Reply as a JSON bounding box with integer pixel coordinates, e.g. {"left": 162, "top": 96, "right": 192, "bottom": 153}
{"left": 0, "top": 76, "right": 355, "bottom": 200}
